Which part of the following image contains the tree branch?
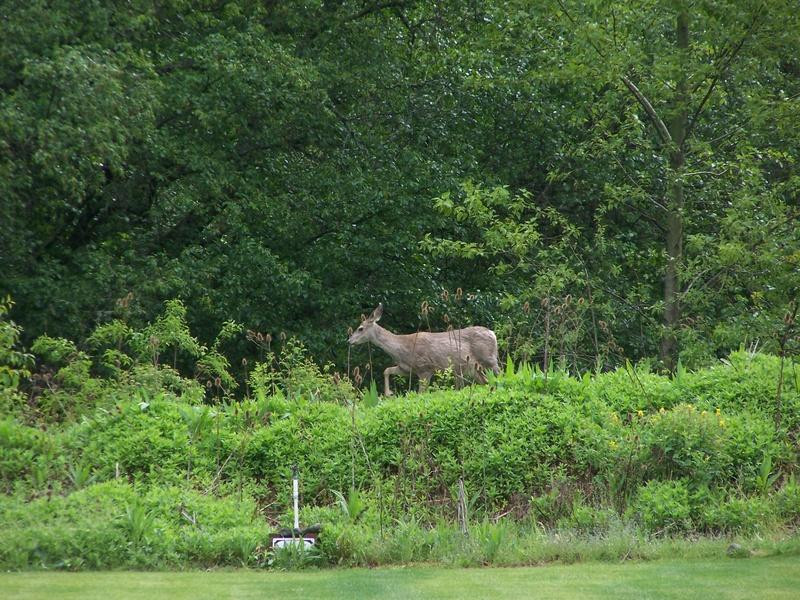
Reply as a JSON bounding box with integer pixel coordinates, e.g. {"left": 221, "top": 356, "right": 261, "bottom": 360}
{"left": 620, "top": 76, "right": 672, "bottom": 146}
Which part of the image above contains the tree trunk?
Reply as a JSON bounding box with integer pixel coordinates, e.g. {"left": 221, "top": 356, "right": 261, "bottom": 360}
{"left": 660, "top": 10, "right": 689, "bottom": 371}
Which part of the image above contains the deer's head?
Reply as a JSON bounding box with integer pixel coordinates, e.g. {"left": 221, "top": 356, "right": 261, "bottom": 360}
{"left": 348, "top": 303, "right": 383, "bottom": 345}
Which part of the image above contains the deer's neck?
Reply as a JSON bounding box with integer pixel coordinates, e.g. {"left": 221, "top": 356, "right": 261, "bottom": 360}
{"left": 370, "top": 324, "right": 414, "bottom": 363}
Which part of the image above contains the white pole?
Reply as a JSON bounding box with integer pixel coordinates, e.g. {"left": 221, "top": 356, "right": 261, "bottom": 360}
{"left": 292, "top": 465, "right": 299, "bottom": 531}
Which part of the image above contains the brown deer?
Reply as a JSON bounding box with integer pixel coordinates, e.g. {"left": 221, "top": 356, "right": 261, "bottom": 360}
{"left": 348, "top": 303, "right": 500, "bottom": 396}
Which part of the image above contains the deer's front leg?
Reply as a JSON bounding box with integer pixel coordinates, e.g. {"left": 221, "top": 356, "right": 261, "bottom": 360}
{"left": 383, "top": 366, "right": 404, "bottom": 396}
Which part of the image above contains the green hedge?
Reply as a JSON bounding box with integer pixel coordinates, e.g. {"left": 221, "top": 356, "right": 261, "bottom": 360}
{"left": 1, "top": 351, "right": 799, "bottom": 569}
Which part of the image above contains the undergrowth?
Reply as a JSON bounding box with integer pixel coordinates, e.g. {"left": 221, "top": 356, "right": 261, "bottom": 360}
{"left": 0, "top": 301, "right": 799, "bottom": 570}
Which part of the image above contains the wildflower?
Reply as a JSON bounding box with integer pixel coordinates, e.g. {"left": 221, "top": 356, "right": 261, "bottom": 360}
{"left": 659, "top": 407, "right": 666, "bottom": 414}
{"left": 715, "top": 408, "right": 721, "bottom": 415}
{"left": 719, "top": 419, "right": 726, "bottom": 428}
{"left": 637, "top": 410, "right": 644, "bottom": 418}
{"left": 609, "top": 440, "right": 618, "bottom": 450}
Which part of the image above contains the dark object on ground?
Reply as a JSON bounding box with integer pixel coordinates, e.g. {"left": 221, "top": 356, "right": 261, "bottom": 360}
{"left": 275, "top": 523, "right": 322, "bottom": 537}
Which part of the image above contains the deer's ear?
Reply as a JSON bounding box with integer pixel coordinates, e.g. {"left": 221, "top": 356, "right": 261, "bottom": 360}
{"left": 370, "top": 303, "right": 383, "bottom": 322}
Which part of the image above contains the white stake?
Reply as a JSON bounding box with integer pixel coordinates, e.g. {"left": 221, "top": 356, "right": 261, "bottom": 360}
{"left": 292, "top": 465, "right": 299, "bottom": 531}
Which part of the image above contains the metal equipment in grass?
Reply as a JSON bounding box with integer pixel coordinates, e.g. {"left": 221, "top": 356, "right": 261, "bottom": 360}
{"left": 269, "top": 465, "right": 321, "bottom": 550}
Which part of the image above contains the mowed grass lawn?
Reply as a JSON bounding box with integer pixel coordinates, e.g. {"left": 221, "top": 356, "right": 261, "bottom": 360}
{"left": 3, "top": 555, "right": 799, "bottom": 600}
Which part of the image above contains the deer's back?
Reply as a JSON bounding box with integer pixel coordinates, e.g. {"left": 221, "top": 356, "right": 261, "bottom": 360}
{"left": 407, "top": 326, "right": 497, "bottom": 372}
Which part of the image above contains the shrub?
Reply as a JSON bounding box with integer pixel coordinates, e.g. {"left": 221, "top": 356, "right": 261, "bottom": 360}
{"left": 682, "top": 352, "right": 800, "bottom": 432}
{"left": 243, "top": 397, "right": 356, "bottom": 504}
{"left": 639, "top": 404, "right": 727, "bottom": 486}
{"left": 62, "top": 397, "right": 196, "bottom": 485}
{"left": 249, "top": 338, "right": 356, "bottom": 405}
{"left": 0, "top": 297, "right": 33, "bottom": 416}
{"left": 773, "top": 479, "right": 800, "bottom": 525}
{"left": 698, "top": 495, "right": 773, "bottom": 535}
{"left": 632, "top": 480, "right": 692, "bottom": 533}
{"left": 591, "top": 364, "right": 682, "bottom": 414}
{"left": 0, "top": 481, "right": 268, "bottom": 570}
{"left": 557, "top": 503, "right": 615, "bottom": 536}
{"left": 634, "top": 404, "right": 782, "bottom": 493}
{"left": 529, "top": 487, "right": 575, "bottom": 527}
{"left": 2, "top": 341, "right": 800, "bottom": 570}
{"left": 0, "top": 419, "right": 55, "bottom": 494}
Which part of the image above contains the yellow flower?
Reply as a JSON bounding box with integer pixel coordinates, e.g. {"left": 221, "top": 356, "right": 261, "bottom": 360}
{"left": 659, "top": 407, "right": 666, "bottom": 414}
{"left": 636, "top": 410, "right": 644, "bottom": 418}
{"left": 609, "top": 440, "right": 618, "bottom": 449}
{"left": 719, "top": 419, "right": 726, "bottom": 428}
{"left": 701, "top": 410, "right": 708, "bottom": 416}
{"left": 715, "top": 408, "right": 721, "bottom": 415}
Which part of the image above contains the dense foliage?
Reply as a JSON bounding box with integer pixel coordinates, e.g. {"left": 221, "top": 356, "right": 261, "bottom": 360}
{"left": 1, "top": 0, "right": 799, "bottom": 572}
{"left": 1, "top": 304, "right": 799, "bottom": 569}
{"left": 1, "top": 1, "right": 798, "bottom": 375}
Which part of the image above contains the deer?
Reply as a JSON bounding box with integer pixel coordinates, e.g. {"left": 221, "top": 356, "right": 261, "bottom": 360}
{"left": 348, "top": 303, "right": 500, "bottom": 396}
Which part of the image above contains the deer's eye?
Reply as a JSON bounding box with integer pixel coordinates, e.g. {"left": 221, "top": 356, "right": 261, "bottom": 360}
{"left": 357, "top": 326, "right": 364, "bottom": 331}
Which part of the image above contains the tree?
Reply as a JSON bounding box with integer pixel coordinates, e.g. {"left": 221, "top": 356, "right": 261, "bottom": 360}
{"left": 424, "top": 0, "right": 799, "bottom": 369}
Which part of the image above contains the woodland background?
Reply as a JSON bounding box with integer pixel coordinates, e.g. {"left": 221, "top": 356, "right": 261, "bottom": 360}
{"left": 1, "top": 0, "right": 799, "bottom": 377}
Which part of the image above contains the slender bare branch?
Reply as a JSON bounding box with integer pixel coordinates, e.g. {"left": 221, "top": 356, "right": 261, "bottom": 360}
{"left": 621, "top": 76, "right": 672, "bottom": 146}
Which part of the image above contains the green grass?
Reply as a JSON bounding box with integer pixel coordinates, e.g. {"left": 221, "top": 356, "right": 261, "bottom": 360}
{"left": 3, "top": 555, "right": 799, "bottom": 600}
